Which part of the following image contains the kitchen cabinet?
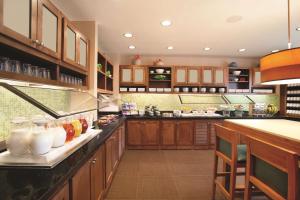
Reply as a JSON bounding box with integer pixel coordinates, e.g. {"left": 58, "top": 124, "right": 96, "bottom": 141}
{"left": 208, "top": 120, "right": 223, "bottom": 147}
{"left": 63, "top": 18, "right": 89, "bottom": 69}
{"left": 127, "top": 120, "right": 142, "bottom": 145}
{"left": 71, "top": 158, "right": 91, "bottom": 200}
{"left": 0, "top": 0, "right": 62, "bottom": 58}
{"left": 120, "top": 66, "right": 146, "bottom": 85}
{"left": 202, "top": 67, "right": 227, "bottom": 85}
{"left": 176, "top": 121, "right": 194, "bottom": 146}
{"left": 119, "top": 125, "right": 126, "bottom": 157}
{"left": 187, "top": 68, "right": 201, "bottom": 84}
{"left": 161, "top": 120, "right": 176, "bottom": 146}
{"left": 91, "top": 145, "right": 105, "bottom": 200}
{"left": 50, "top": 182, "right": 69, "bottom": 200}
{"left": 106, "top": 129, "right": 120, "bottom": 186}
{"left": 142, "top": 120, "right": 160, "bottom": 145}
{"left": 252, "top": 68, "right": 262, "bottom": 85}
{"left": 194, "top": 121, "right": 209, "bottom": 148}
{"left": 174, "top": 67, "right": 187, "bottom": 84}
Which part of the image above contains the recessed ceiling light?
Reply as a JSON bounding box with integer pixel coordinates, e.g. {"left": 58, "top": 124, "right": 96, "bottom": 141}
{"left": 296, "top": 27, "right": 300, "bottom": 31}
{"left": 161, "top": 20, "right": 172, "bottom": 27}
{"left": 128, "top": 45, "right": 135, "bottom": 49}
{"left": 204, "top": 47, "right": 211, "bottom": 51}
{"left": 271, "top": 49, "right": 279, "bottom": 53}
{"left": 123, "top": 33, "right": 133, "bottom": 38}
{"left": 238, "top": 48, "right": 246, "bottom": 52}
{"left": 167, "top": 46, "right": 174, "bottom": 50}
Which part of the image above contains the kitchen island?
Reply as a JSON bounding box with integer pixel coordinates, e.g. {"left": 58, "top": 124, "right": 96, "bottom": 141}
{"left": 223, "top": 119, "right": 300, "bottom": 155}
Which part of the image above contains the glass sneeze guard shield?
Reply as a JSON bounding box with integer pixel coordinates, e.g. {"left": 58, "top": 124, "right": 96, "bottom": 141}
{"left": 0, "top": 82, "right": 98, "bottom": 118}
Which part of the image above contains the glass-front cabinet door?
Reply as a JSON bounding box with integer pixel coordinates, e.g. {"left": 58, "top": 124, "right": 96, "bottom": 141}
{"left": 202, "top": 67, "right": 213, "bottom": 84}
{"left": 0, "top": 0, "right": 36, "bottom": 47}
{"left": 214, "top": 68, "right": 225, "bottom": 85}
{"left": 37, "top": 0, "right": 62, "bottom": 58}
{"left": 252, "top": 68, "right": 261, "bottom": 85}
{"left": 133, "top": 67, "right": 145, "bottom": 84}
{"left": 78, "top": 36, "right": 88, "bottom": 68}
{"left": 120, "top": 68, "right": 132, "bottom": 83}
{"left": 63, "top": 18, "right": 78, "bottom": 66}
{"left": 175, "top": 67, "right": 187, "bottom": 84}
{"left": 187, "top": 68, "right": 200, "bottom": 84}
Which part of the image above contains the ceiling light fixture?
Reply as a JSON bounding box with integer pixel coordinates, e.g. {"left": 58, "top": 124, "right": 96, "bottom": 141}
{"left": 123, "top": 33, "right": 133, "bottom": 38}
{"left": 271, "top": 49, "right": 279, "bottom": 53}
{"left": 161, "top": 20, "right": 172, "bottom": 27}
{"left": 128, "top": 45, "right": 135, "bottom": 49}
{"left": 260, "top": 0, "right": 300, "bottom": 85}
{"left": 167, "top": 46, "right": 174, "bottom": 50}
{"left": 204, "top": 47, "right": 211, "bottom": 51}
{"left": 238, "top": 48, "right": 246, "bottom": 52}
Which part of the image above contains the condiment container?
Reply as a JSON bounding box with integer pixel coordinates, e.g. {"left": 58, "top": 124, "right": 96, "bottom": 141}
{"left": 51, "top": 120, "right": 66, "bottom": 148}
{"left": 6, "top": 117, "right": 31, "bottom": 156}
{"left": 30, "top": 118, "right": 53, "bottom": 155}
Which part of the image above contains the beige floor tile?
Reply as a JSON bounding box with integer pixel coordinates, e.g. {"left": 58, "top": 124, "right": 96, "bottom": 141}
{"left": 106, "top": 175, "right": 138, "bottom": 199}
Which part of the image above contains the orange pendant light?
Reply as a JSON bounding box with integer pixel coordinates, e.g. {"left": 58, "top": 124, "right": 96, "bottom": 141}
{"left": 260, "top": 0, "right": 300, "bottom": 85}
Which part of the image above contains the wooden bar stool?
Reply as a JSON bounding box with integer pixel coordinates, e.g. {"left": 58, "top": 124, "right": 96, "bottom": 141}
{"left": 244, "top": 135, "right": 299, "bottom": 200}
{"left": 212, "top": 124, "right": 247, "bottom": 200}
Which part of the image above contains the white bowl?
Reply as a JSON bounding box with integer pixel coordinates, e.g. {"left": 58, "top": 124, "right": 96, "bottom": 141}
{"left": 183, "top": 87, "right": 189, "bottom": 92}
{"left": 174, "top": 88, "right": 180, "bottom": 92}
{"left": 192, "top": 88, "right": 198, "bottom": 92}
{"left": 209, "top": 88, "right": 216, "bottom": 93}
{"left": 200, "top": 88, "right": 207, "bottom": 93}
{"left": 233, "top": 71, "right": 241, "bottom": 76}
{"left": 218, "top": 88, "right": 225, "bottom": 93}
{"left": 155, "top": 69, "right": 164, "bottom": 74}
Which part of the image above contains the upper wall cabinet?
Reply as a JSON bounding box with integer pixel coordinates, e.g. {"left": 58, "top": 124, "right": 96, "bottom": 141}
{"left": 202, "top": 67, "right": 227, "bottom": 85}
{"left": 63, "top": 18, "right": 89, "bottom": 70}
{"left": 202, "top": 67, "right": 213, "bottom": 85}
{"left": 120, "top": 66, "right": 146, "bottom": 85}
{"left": 252, "top": 68, "right": 261, "bottom": 86}
{"left": 174, "top": 67, "right": 200, "bottom": 85}
{"left": 0, "top": 0, "right": 62, "bottom": 59}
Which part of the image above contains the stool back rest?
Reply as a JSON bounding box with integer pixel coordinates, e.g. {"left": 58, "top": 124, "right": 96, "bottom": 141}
{"left": 215, "top": 124, "right": 239, "bottom": 163}
{"left": 246, "top": 136, "right": 299, "bottom": 200}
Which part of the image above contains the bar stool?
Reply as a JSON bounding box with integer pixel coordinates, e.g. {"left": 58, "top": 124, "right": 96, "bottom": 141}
{"left": 244, "top": 136, "right": 299, "bottom": 200}
{"left": 212, "top": 124, "right": 247, "bottom": 200}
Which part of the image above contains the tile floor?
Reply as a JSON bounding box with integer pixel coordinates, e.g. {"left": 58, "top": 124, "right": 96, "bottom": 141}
{"left": 105, "top": 150, "right": 268, "bottom": 200}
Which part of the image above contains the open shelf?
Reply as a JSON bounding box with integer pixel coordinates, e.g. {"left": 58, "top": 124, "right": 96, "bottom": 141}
{"left": 97, "top": 52, "right": 114, "bottom": 93}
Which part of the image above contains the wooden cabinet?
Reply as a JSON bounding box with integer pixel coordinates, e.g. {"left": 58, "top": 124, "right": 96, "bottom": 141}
{"left": 63, "top": 18, "right": 89, "bottom": 69}
{"left": 37, "top": 0, "right": 62, "bottom": 58}
{"left": 174, "top": 67, "right": 187, "bottom": 84}
{"left": 127, "top": 120, "right": 142, "bottom": 145}
{"left": 208, "top": 120, "right": 223, "bottom": 147}
{"left": 176, "top": 121, "right": 194, "bottom": 146}
{"left": 0, "top": 0, "right": 62, "bottom": 58}
{"left": 202, "top": 67, "right": 227, "bottom": 85}
{"left": 120, "top": 66, "right": 146, "bottom": 85}
{"left": 119, "top": 125, "right": 126, "bottom": 157}
{"left": 161, "top": 120, "right": 176, "bottom": 146}
{"left": 71, "top": 158, "right": 91, "bottom": 200}
{"left": 91, "top": 145, "right": 105, "bottom": 200}
{"left": 142, "top": 121, "right": 160, "bottom": 145}
{"left": 187, "top": 68, "right": 201, "bottom": 84}
{"left": 252, "top": 68, "right": 262, "bottom": 86}
{"left": 194, "top": 121, "right": 209, "bottom": 148}
{"left": 50, "top": 182, "right": 69, "bottom": 200}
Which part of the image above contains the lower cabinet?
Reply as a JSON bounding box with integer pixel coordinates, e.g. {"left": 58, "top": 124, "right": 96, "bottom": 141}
{"left": 91, "top": 145, "right": 105, "bottom": 200}
{"left": 50, "top": 182, "right": 69, "bottom": 200}
{"left": 127, "top": 119, "right": 223, "bottom": 149}
{"left": 176, "top": 121, "right": 194, "bottom": 147}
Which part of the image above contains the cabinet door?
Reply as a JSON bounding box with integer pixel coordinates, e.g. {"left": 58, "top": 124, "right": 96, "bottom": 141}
{"left": 176, "top": 121, "right": 194, "bottom": 146}
{"left": 113, "top": 130, "right": 119, "bottom": 169}
{"left": 91, "top": 146, "right": 105, "bottom": 200}
{"left": 0, "top": 0, "right": 37, "bottom": 47}
{"left": 202, "top": 67, "right": 213, "bottom": 84}
{"left": 120, "top": 125, "right": 125, "bottom": 155}
{"left": 78, "top": 35, "right": 88, "bottom": 68}
{"left": 214, "top": 68, "right": 226, "bottom": 85}
{"left": 175, "top": 67, "right": 187, "bottom": 84}
{"left": 63, "top": 18, "right": 78, "bottom": 66}
{"left": 194, "top": 121, "right": 209, "bottom": 147}
{"left": 127, "top": 121, "right": 142, "bottom": 145}
{"left": 133, "top": 67, "right": 146, "bottom": 84}
{"left": 71, "top": 160, "right": 91, "bottom": 200}
{"left": 187, "top": 68, "right": 200, "bottom": 84}
{"left": 105, "top": 137, "right": 114, "bottom": 184}
{"left": 161, "top": 121, "right": 176, "bottom": 146}
{"left": 252, "top": 68, "right": 261, "bottom": 85}
{"left": 209, "top": 121, "right": 223, "bottom": 148}
{"left": 51, "top": 182, "right": 69, "bottom": 200}
{"left": 37, "top": 0, "right": 62, "bottom": 58}
{"left": 142, "top": 121, "right": 159, "bottom": 145}
{"left": 120, "top": 67, "right": 132, "bottom": 83}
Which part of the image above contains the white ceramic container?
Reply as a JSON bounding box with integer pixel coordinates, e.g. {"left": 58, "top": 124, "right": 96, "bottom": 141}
{"left": 200, "top": 88, "right": 207, "bottom": 93}
{"left": 209, "top": 88, "right": 216, "bottom": 93}
{"left": 6, "top": 128, "right": 31, "bottom": 156}
{"left": 51, "top": 127, "right": 66, "bottom": 148}
{"left": 30, "top": 120, "right": 53, "bottom": 155}
{"left": 155, "top": 69, "right": 164, "bottom": 74}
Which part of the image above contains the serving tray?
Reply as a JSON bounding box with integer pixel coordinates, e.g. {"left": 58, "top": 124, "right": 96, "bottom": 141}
{"left": 0, "top": 129, "right": 102, "bottom": 168}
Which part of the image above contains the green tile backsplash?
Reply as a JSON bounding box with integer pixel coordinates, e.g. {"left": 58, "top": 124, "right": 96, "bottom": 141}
{"left": 0, "top": 87, "right": 69, "bottom": 142}
{"left": 120, "top": 93, "right": 280, "bottom": 112}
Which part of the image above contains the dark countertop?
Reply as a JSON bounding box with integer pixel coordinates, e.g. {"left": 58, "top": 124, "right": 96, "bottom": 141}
{"left": 0, "top": 117, "right": 125, "bottom": 200}
{"left": 125, "top": 115, "right": 284, "bottom": 120}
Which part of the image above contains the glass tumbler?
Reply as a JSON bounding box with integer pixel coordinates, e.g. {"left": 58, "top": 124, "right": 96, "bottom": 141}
{"left": 32, "top": 66, "right": 39, "bottom": 77}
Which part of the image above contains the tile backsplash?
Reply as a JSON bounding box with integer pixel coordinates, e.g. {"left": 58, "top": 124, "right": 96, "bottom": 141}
{"left": 0, "top": 87, "right": 69, "bottom": 142}
{"left": 120, "top": 93, "right": 280, "bottom": 111}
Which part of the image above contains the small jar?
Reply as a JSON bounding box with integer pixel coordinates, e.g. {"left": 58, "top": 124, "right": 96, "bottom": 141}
{"left": 6, "top": 117, "right": 31, "bottom": 156}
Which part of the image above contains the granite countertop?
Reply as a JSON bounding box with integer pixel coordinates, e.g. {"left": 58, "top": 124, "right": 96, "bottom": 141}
{"left": 225, "top": 119, "right": 300, "bottom": 143}
{"left": 125, "top": 115, "right": 283, "bottom": 120}
{"left": 0, "top": 117, "right": 125, "bottom": 200}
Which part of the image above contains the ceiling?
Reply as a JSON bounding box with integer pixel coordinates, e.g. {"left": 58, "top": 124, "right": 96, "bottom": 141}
{"left": 51, "top": 0, "right": 300, "bottom": 58}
